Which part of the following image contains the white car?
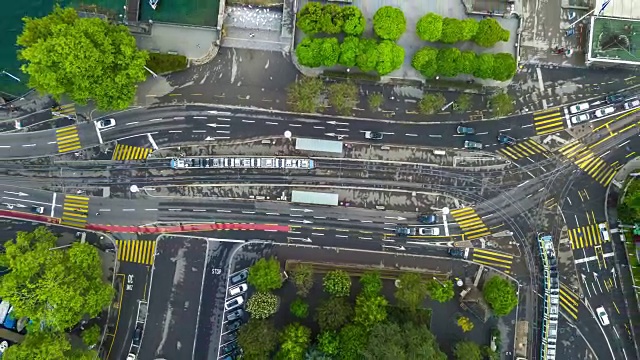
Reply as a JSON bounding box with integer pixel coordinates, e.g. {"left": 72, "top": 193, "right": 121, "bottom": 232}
{"left": 96, "top": 118, "right": 116, "bottom": 129}
{"left": 570, "top": 113, "right": 590, "bottom": 124}
{"left": 598, "top": 223, "right": 610, "bottom": 241}
{"left": 228, "top": 283, "right": 248, "bottom": 297}
{"left": 624, "top": 99, "right": 640, "bottom": 110}
{"left": 0, "top": 341, "right": 8, "bottom": 353}
{"left": 126, "top": 354, "right": 137, "bottom": 360}
{"left": 225, "top": 296, "right": 244, "bottom": 311}
{"left": 418, "top": 227, "right": 440, "bottom": 236}
{"left": 569, "top": 103, "right": 590, "bottom": 114}
{"left": 596, "top": 306, "right": 610, "bottom": 326}
{"left": 594, "top": 106, "right": 615, "bottom": 118}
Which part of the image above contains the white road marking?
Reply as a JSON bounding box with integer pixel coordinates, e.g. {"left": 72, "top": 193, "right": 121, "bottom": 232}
{"left": 122, "top": 209, "right": 135, "bottom": 211}
{"left": 313, "top": 216, "right": 326, "bottom": 219}
{"left": 290, "top": 124, "right": 302, "bottom": 127}
{"left": 148, "top": 118, "right": 163, "bottom": 122}
{"left": 127, "top": 121, "right": 139, "bottom": 125}
{"left": 145, "top": 208, "right": 158, "bottom": 211}
{"left": 429, "top": 134, "right": 442, "bottom": 138}
{"left": 194, "top": 116, "right": 207, "bottom": 119}
{"left": 360, "top": 220, "right": 372, "bottom": 223}
{"left": 313, "top": 126, "right": 325, "bottom": 129}
{"left": 266, "top": 122, "right": 278, "bottom": 125}
{"left": 359, "top": 237, "right": 372, "bottom": 240}
{"left": 50, "top": 193, "right": 57, "bottom": 217}
{"left": 147, "top": 133, "right": 158, "bottom": 150}
{"left": 168, "top": 130, "right": 182, "bottom": 133}
{"left": 217, "top": 118, "right": 231, "bottom": 121}
{"left": 312, "top": 233, "right": 324, "bottom": 236}
{"left": 266, "top": 212, "right": 280, "bottom": 215}
{"left": 406, "top": 133, "right": 418, "bottom": 137}
{"left": 93, "top": 121, "right": 104, "bottom": 144}
{"left": 337, "top": 218, "right": 349, "bottom": 221}
{"left": 336, "top": 235, "right": 348, "bottom": 238}
{"left": 22, "top": 144, "right": 36, "bottom": 147}
{"left": 193, "top": 209, "right": 207, "bottom": 212}
{"left": 174, "top": 117, "right": 185, "bottom": 120}
{"left": 0, "top": 146, "right": 10, "bottom": 148}
{"left": 98, "top": 209, "right": 111, "bottom": 212}
{"left": 242, "top": 211, "right": 256, "bottom": 214}
{"left": 217, "top": 130, "right": 230, "bottom": 134}
{"left": 217, "top": 209, "right": 231, "bottom": 213}
{"left": 168, "top": 208, "right": 182, "bottom": 211}
{"left": 242, "top": 120, "right": 255, "bottom": 123}
{"left": 536, "top": 67, "right": 544, "bottom": 91}
{"left": 192, "top": 130, "right": 206, "bottom": 133}
{"left": 499, "top": 128, "right": 511, "bottom": 132}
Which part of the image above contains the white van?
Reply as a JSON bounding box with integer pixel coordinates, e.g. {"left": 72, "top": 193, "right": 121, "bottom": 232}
{"left": 598, "top": 223, "right": 610, "bottom": 241}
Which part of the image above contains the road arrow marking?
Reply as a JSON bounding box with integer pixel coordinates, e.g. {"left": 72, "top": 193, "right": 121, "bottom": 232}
{"left": 205, "top": 136, "right": 231, "bottom": 141}
{"left": 385, "top": 216, "right": 406, "bottom": 221}
{"left": 289, "top": 219, "right": 313, "bottom": 224}
{"left": 207, "top": 111, "right": 232, "bottom": 115}
{"left": 4, "top": 191, "right": 28, "bottom": 196}
{"left": 580, "top": 274, "right": 591, "bottom": 298}
{"left": 324, "top": 132, "right": 336, "bottom": 137}
{"left": 291, "top": 208, "right": 313, "bottom": 213}
{"left": 382, "top": 245, "right": 406, "bottom": 251}
{"left": 288, "top": 237, "right": 312, "bottom": 243}
{"left": 326, "top": 120, "right": 349, "bottom": 125}
{"left": 207, "top": 123, "right": 230, "bottom": 128}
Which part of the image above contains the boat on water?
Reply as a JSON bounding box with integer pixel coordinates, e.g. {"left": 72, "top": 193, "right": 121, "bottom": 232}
{"left": 0, "top": 302, "right": 10, "bottom": 324}
{"left": 149, "top": 0, "right": 159, "bottom": 10}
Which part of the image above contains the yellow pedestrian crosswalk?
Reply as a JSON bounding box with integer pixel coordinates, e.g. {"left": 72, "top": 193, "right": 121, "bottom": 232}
{"left": 568, "top": 224, "right": 608, "bottom": 249}
{"left": 116, "top": 240, "right": 156, "bottom": 265}
{"left": 558, "top": 141, "right": 617, "bottom": 186}
{"left": 60, "top": 195, "right": 89, "bottom": 228}
{"left": 52, "top": 103, "right": 76, "bottom": 118}
{"left": 559, "top": 284, "right": 579, "bottom": 320}
{"left": 497, "top": 139, "right": 549, "bottom": 160}
{"left": 56, "top": 126, "right": 82, "bottom": 153}
{"left": 112, "top": 144, "right": 153, "bottom": 161}
{"left": 533, "top": 108, "right": 565, "bottom": 135}
{"left": 470, "top": 248, "right": 513, "bottom": 273}
{"left": 449, "top": 207, "right": 491, "bottom": 240}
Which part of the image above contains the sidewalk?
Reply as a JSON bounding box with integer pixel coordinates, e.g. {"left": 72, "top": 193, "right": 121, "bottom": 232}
{"left": 0, "top": 91, "right": 54, "bottom": 122}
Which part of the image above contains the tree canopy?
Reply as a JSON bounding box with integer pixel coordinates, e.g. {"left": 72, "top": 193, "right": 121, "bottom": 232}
{"left": 411, "top": 47, "right": 439, "bottom": 78}
{"left": 337, "top": 324, "right": 368, "bottom": 360}
{"left": 315, "top": 297, "right": 353, "bottom": 331}
{"left": 425, "top": 279, "right": 455, "bottom": 303}
{"left": 373, "top": 6, "right": 406, "bottom": 41}
{"left": 362, "top": 322, "right": 447, "bottom": 360}
{"left": 416, "top": 13, "right": 443, "bottom": 42}
{"left": 0, "top": 227, "right": 113, "bottom": 332}
{"left": 482, "top": 276, "right": 518, "bottom": 316}
{"left": 246, "top": 292, "right": 279, "bottom": 319}
{"left": 276, "top": 323, "right": 311, "bottom": 360}
{"left": 354, "top": 294, "right": 388, "bottom": 327}
{"left": 488, "top": 92, "right": 515, "bottom": 117}
{"left": 412, "top": 46, "right": 516, "bottom": 80}
{"left": 322, "top": 270, "right": 352, "bottom": 297}
{"left": 17, "top": 6, "right": 148, "bottom": 110}
{"left": 297, "top": 3, "right": 365, "bottom": 36}
{"left": 4, "top": 331, "right": 96, "bottom": 360}
{"left": 291, "top": 263, "right": 314, "bottom": 297}
{"left": 375, "top": 40, "right": 405, "bottom": 76}
{"left": 287, "top": 76, "right": 324, "bottom": 113}
{"left": 474, "top": 18, "right": 510, "bottom": 47}
{"left": 394, "top": 273, "right": 428, "bottom": 309}
{"left": 238, "top": 319, "right": 280, "bottom": 359}
{"left": 491, "top": 53, "right": 518, "bottom": 81}
{"left": 248, "top": 257, "right": 282, "bottom": 292}
{"left": 359, "top": 271, "right": 383, "bottom": 297}
{"left": 453, "top": 340, "right": 483, "bottom": 360}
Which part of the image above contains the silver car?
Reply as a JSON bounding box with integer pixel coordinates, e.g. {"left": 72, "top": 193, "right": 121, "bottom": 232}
{"left": 464, "top": 140, "right": 483, "bottom": 150}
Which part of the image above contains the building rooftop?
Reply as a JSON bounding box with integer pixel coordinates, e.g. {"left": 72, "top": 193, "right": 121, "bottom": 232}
{"left": 594, "top": 0, "right": 640, "bottom": 19}
{"left": 588, "top": 16, "right": 640, "bottom": 65}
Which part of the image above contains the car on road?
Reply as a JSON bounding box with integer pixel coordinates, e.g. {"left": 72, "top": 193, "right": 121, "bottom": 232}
{"left": 364, "top": 131, "right": 383, "bottom": 140}
{"left": 226, "top": 309, "right": 244, "bottom": 322}
{"left": 624, "top": 99, "right": 640, "bottom": 110}
{"left": 569, "top": 102, "right": 590, "bottom": 114}
{"left": 225, "top": 331, "right": 239, "bottom": 342}
{"left": 417, "top": 214, "right": 437, "bottom": 224}
{"left": 606, "top": 94, "right": 625, "bottom": 104}
{"left": 418, "top": 227, "right": 440, "bottom": 236}
{"left": 31, "top": 205, "right": 44, "bottom": 214}
{"left": 95, "top": 118, "right": 116, "bottom": 130}
{"left": 395, "top": 226, "right": 416, "bottom": 237}
{"left": 220, "top": 342, "right": 237, "bottom": 355}
{"left": 228, "top": 283, "right": 247, "bottom": 297}
{"left": 598, "top": 223, "right": 610, "bottom": 241}
{"left": 596, "top": 306, "right": 610, "bottom": 326}
{"left": 230, "top": 269, "right": 248, "bottom": 285}
{"left": 132, "top": 325, "right": 143, "bottom": 346}
{"left": 456, "top": 126, "right": 475, "bottom": 135}
{"left": 464, "top": 140, "right": 483, "bottom": 150}
{"left": 594, "top": 106, "right": 615, "bottom": 118}
{"left": 226, "top": 320, "right": 242, "bottom": 332}
{"left": 126, "top": 354, "right": 136, "bottom": 360}
{"left": 448, "top": 247, "right": 469, "bottom": 259}
{"left": 497, "top": 134, "right": 516, "bottom": 146}
{"left": 225, "top": 296, "right": 244, "bottom": 311}
{"left": 570, "top": 113, "right": 590, "bottom": 124}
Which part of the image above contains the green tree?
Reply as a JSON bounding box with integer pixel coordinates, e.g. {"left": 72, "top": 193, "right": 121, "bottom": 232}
{"left": 454, "top": 94, "right": 472, "bottom": 112}
{"left": 248, "top": 257, "right": 282, "bottom": 292}
{"left": 290, "top": 298, "right": 309, "bottom": 319}
{"left": 0, "top": 227, "right": 113, "bottom": 332}
{"left": 457, "top": 315, "right": 475, "bottom": 332}
{"left": 460, "top": 18, "right": 479, "bottom": 41}
{"left": 375, "top": 40, "right": 405, "bottom": 75}
{"left": 341, "top": 6, "right": 366, "bottom": 36}
{"left": 418, "top": 93, "right": 446, "bottom": 115}
{"left": 246, "top": 292, "right": 279, "bottom": 319}
{"left": 291, "top": 263, "right": 315, "bottom": 297}
{"left": 277, "top": 323, "right": 312, "bottom": 360}
{"left": 315, "top": 297, "right": 353, "bottom": 331}
{"left": 459, "top": 51, "right": 477, "bottom": 74}
{"left": 359, "top": 271, "right": 383, "bottom": 296}
{"left": 296, "top": 37, "right": 322, "bottom": 68}
{"left": 297, "top": 2, "right": 324, "bottom": 34}
{"left": 337, "top": 324, "right": 368, "bottom": 360}
{"left": 367, "top": 92, "right": 384, "bottom": 111}
{"left": 474, "top": 18, "right": 510, "bottom": 47}
{"left": 328, "top": 81, "right": 359, "bottom": 116}
{"left": 356, "top": 38, "right": 380, "bottom": 72}
{"left": 287, "top": 76, "right": 324, "bottom": 113}
{"left": 491, "top": 53, "right": 517, "bottom": 81}
{"left": 416, "top": 13, "right": 443, "bottom": 42}
{"left": 319, "top": 37, "right": 341, "bottom": 67}
{"left": 372, "top": 6, "right": 406, "bottom": 41}
{"left": 4, "top": 331, "right": 96, "bottom": 360}
{"left": 17, "top": 6, "right": 148, "bottom": 111}
{"left": 473, "top": 53, "right": 494, "bottom": 79}
{"left": 320, "top": 4, "right": 344, "bottom": 34}
{"left": 238, "top": 319, "right": 280, "bottom": 359}
{"left": 453, "top": 340, "right": 483, "bottom": 360}
{"left": 339, "top": 36, "right": 360, "bottom": 67}
{"left": 361, "top": 322, "right": 447, "bottom": 360}
{"left": 436, "top": 47, "right": 462, "bottom": 77}
{"left": 81, "top": 324, "right": 102, "bottom": 347}
{"left": 440, "top": 18, "right": 462, "bottom": 44}
{"left": 425, "top": 279, "right": 455, "bottom": 302}
{"left": 488, "top": 92, "right": 515, "bottom": 117}
{"left": 394, "top": 272, "right": 428, "bottom": 309}
{"left": 317, "top": 331, "right": 339, "bottom": 356}
{"left": 412, "top": 47, "right": 439, "bottom": 78}
{"left": 483, "top": 276, "right": 518, "bottom": 316}
{"left": 323, "top": 270, "right": 352, "bottom": 297}
{"left": 354, "top": 294, "right": 388, "bottom": 327}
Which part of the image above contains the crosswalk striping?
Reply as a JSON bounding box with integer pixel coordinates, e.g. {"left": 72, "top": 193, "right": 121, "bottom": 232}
{"left": 60, "top": 195, "right": 89, "bottom": 228}
{"left": 568, "top": 224, "right": 608, "bottom": 249}
{"left": 558, "top": 141, "right": 617, "bottom": 186}
{"left": 449, "top": 207, "right": 491, "bottom": 240}
{"left": 52, "top": 103, "right": 76, "bottom": 118}
{"left": 112, "top": 144, "right": 153, "bottom": 161}
{"left": 56, "top": 126, "right": 82, "bottom": 153}
{"left": 533, "top": 108, "right": 565, "bottom": 135}
{"left": 116, "top": 240, "right": 156, "bottom": 265}
{"left": 470, "top": 248, "right": 513, "bottom": 273}
{"left": 497, "top": 139, "right": 549, "bottom": 160}
{"left": 559, "top": 284, "right": 579, "bottom": 320}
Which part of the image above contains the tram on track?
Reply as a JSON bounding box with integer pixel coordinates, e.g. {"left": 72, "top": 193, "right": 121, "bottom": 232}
{"left": 170, "top": 157, "right": 315, "bottom": 170}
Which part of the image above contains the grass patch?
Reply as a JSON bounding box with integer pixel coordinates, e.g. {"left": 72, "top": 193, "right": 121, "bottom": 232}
{"left": 146, "top": 53, "right": 188, "bottom": 74}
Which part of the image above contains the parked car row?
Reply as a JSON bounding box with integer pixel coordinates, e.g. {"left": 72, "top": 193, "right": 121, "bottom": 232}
{"left": 220, "top": 269, "right": 249, "bottom": 360}
{"left": 568, "top": 94, "right": 640, "bottom": 124}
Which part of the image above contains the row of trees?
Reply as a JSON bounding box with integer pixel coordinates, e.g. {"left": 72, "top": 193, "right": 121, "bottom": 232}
{"left": 0, "top": 227, "right": 114, "bottom": 359}
{"left": 372, "top": 6, "right": 406, "bottom": 41}
{"left": 412, "top": 47, "right": 517, "bottom": 81}
{"left": 296, "top": 36, "right": 404, "bottom": 75}
{"left": 417, "top": 14, "right": 510, "bottom": 47}
{"left": 296, "top": 3, "right": 366, "bottom": 36}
